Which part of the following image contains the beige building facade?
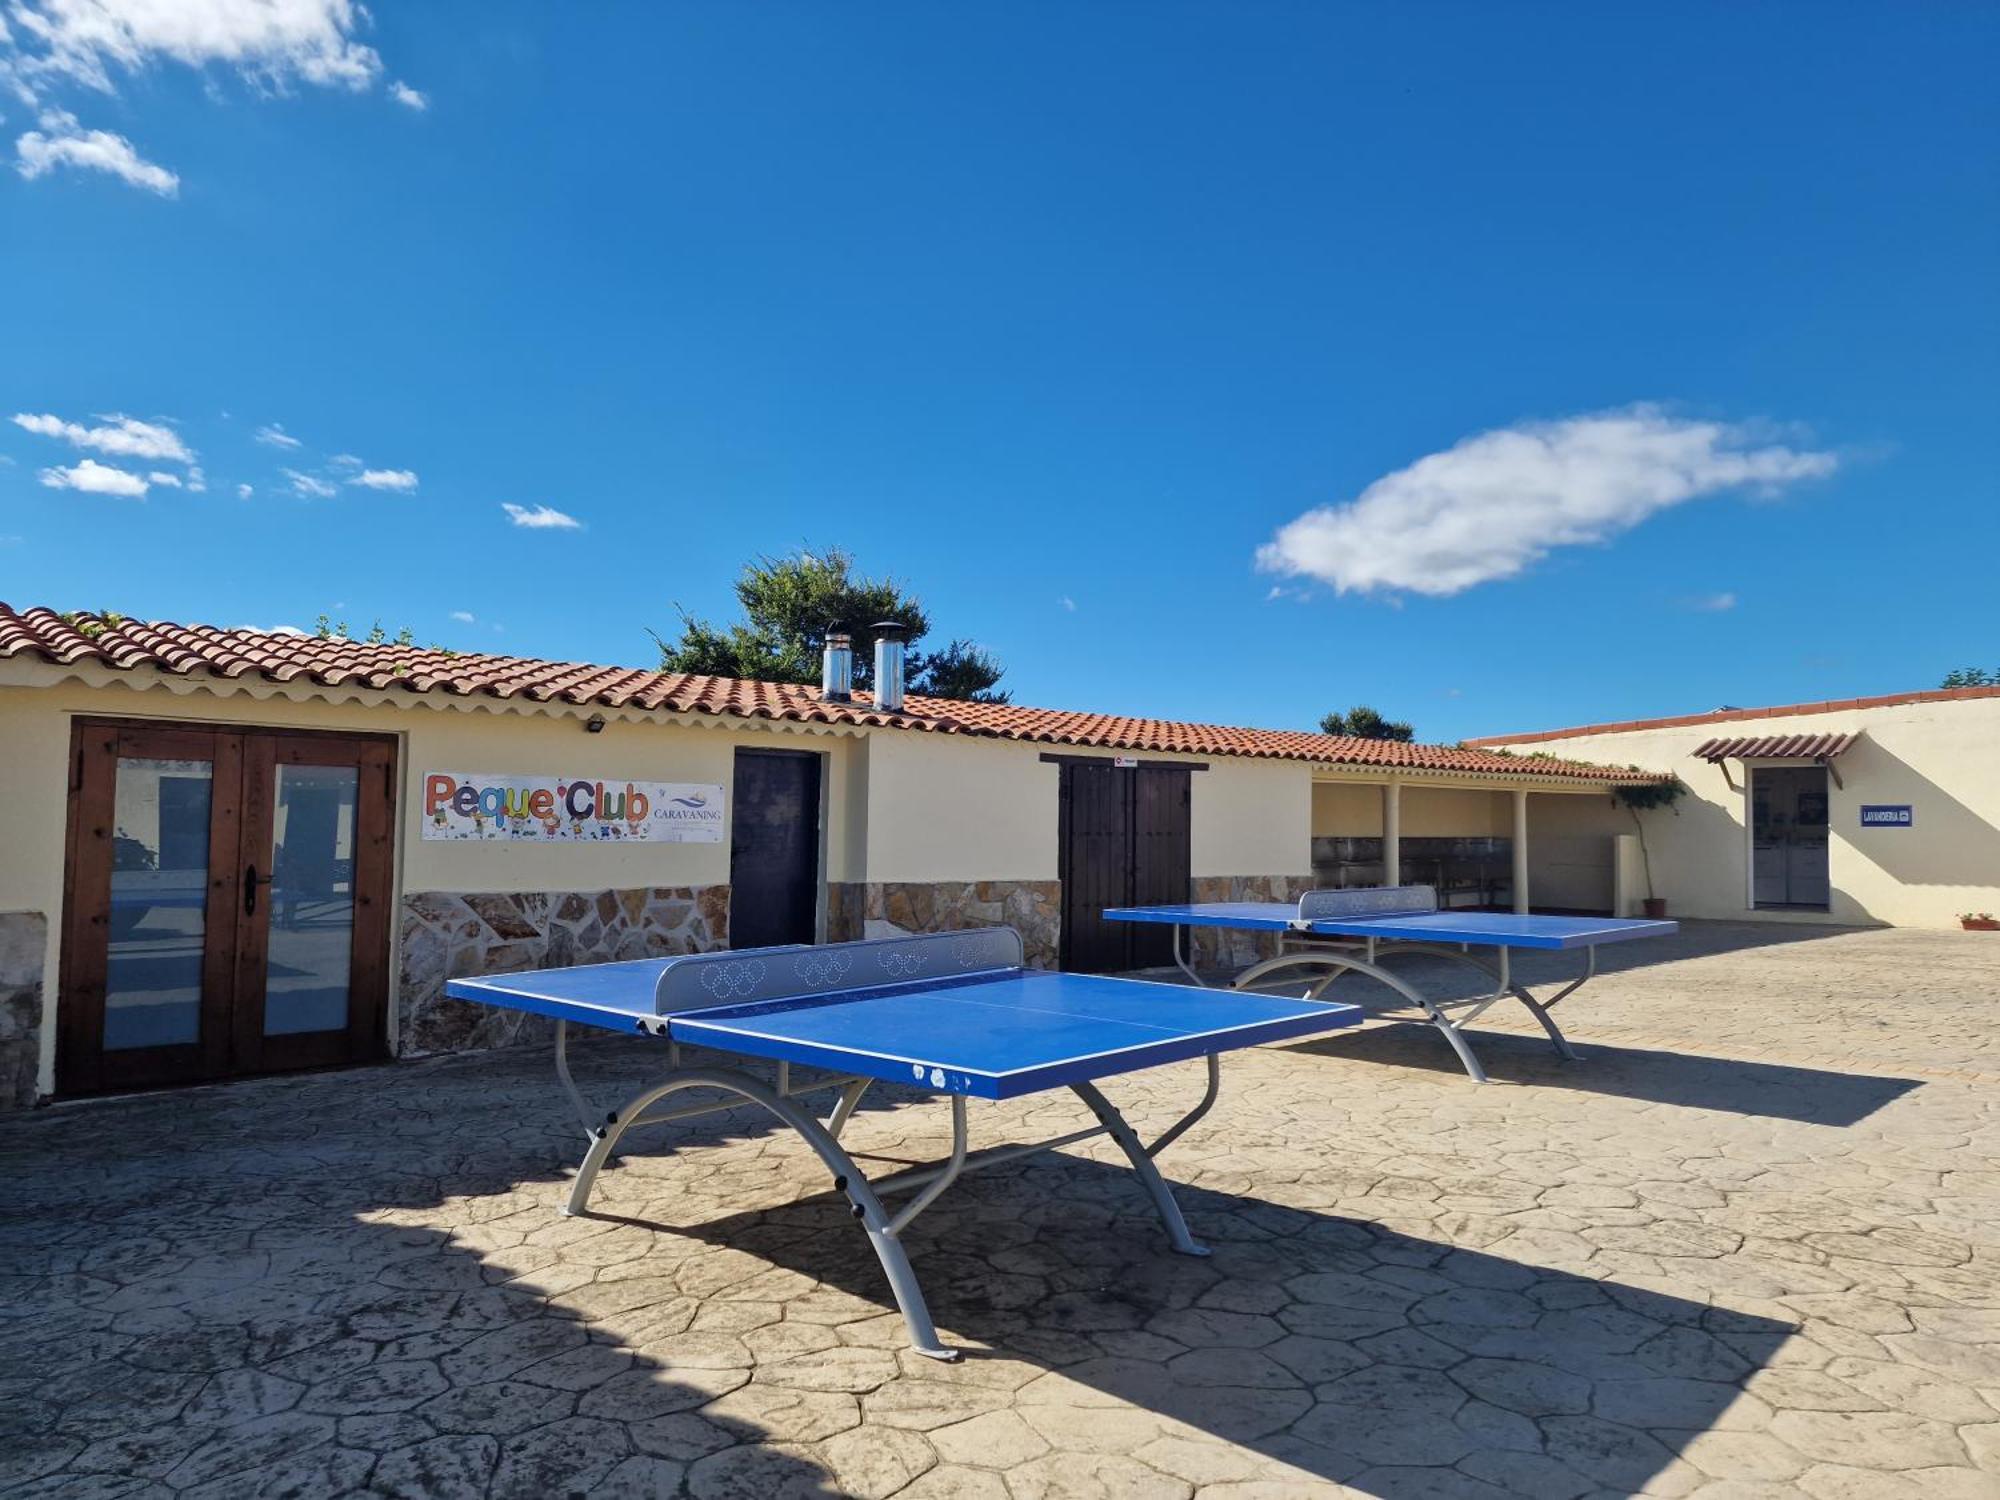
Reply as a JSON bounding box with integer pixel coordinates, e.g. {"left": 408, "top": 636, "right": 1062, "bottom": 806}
{"left": 0, "top": 606, "right": 1648, "bottom": 1111}
{"left": 1470, "top": 687, "right": 2000, "bottom": 930}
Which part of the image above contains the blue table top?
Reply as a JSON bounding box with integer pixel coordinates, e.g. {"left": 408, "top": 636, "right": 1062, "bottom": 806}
{"left": 1103, "top": 902, "right": 1678, "bottom": 951}
{"left": 446, "top": 964, "right": 1362, "bottom": 1099}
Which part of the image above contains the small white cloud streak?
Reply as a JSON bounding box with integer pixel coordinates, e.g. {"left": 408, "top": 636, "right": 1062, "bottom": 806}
{"left": 255, "top": 423, "right": 301, "bottom": 449}
{"left": 502, "top": 503, "right": 582, "bottom": 530}
{"left": 39, "top": 457, "right": 148, "bottom": 496}
{"left": 236, "top": 482, "right": 253, "bottom": 499}
{"left": 284, "top": 468, "right": 335, "bottom": 498}
{"left": 146, "top": 470, "right": 180, "bottom": 486}
{"left": 449, "top": 610, "right": 475, "bottom": 623}
{"left": 1059, "top": 596, "right": 1077, "bottom": 612}
{"left": 1257, "top": 405, "right": 1837, "bottom": 598}
{"left": 389, "top": 80, "right": 426, "bottom": 110}
{"left": 1685, "top": 591, "right": 1738, "bottom": 613}
{"left": 347, "top": 467, "right": 416, "bottom": 491}
{"left": 14, "top": 108, "right": 178, "bottom": 194}
{"left": 12, "top": 409, "right": 193, "bottom": 462}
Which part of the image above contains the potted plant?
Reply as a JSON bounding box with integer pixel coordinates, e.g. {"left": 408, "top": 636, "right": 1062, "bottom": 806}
{"left": 1614, "top": 772, "right": 1686, "bottom": 920}
{"left": 1962, "top": 912, "right": 1999, "bottom": 931}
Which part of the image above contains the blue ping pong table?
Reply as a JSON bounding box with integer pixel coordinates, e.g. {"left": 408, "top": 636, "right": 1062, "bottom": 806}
{"left": 1105, "top": 885, "right": 1676, "bottom": 1084}
{"left": 446, "top": 927, "right": 1361, "bottom": 1360}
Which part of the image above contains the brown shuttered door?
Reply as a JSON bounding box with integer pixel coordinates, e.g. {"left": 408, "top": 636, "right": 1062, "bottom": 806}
{"left": 1130, "top": 767, "right": 1193, "bottom": 970}
{"left": 1058, "top": 762, "right": 1192, "bottom": 972}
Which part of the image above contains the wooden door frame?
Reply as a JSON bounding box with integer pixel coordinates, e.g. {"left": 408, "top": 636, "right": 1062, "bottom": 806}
{"left": 58, "top": 723, "right": 244, "bottom": 1094}
{"left": 57, "top": 715, "right": 397, "bottom": 1096}
{"left": 234, "top": 732, "right": 397, "bottom": 1076}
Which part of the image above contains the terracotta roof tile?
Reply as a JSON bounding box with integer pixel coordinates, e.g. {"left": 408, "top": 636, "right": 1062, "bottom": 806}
{"left": 0, "top": 604, "right": 1655, "bottom": 783}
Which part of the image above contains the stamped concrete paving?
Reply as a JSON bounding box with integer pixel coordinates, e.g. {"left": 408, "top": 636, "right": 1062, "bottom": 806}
{"left": 3, "top": 921, "right": 1998, "bottom": 1499}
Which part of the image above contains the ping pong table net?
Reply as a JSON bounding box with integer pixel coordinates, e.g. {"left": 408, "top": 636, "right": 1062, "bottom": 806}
{"left": 648, "top": 928, "right": 1027, "bottom": 1015}
{"left": 1295, "top": 885, "right": 1439, "bottom": 922}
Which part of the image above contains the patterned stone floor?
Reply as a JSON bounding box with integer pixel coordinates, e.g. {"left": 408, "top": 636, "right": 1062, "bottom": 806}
{"left": 4, "top": 920, "right": 1999, "bottom": 1498}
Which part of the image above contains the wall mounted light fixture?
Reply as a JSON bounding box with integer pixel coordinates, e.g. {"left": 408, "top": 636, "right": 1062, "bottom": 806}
{"left": 584, "top": 714, "right": 606, "bottom": 734}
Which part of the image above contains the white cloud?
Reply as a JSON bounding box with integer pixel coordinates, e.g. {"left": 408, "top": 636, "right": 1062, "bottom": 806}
{"left": 255, "top": 423, "right": 301, "bottom": 448}
{"left": 236, "top": 482, "right": 253, "bottom": 499}
{"left": 449, "top": 610, "right": 475, "bottom": 623}
{"left": 1058, "top": 595, "right": 1077, "bottom": 612}
{"left": 329, "top": 452, "right": 362, "bottom": 468}
{"left": 502, "top": 503, "right": 582, "bottom": 530}
{"left": 12, "top": 409, "right": 192, "bottom": 462}
{"left": 39, "top": 457, "right": 148, "bottom": 496}
{"left": 185, "top": 464, "right": 206, "bottom": 492}
{"left": 1684, "top": 591, "right": 1738, "bottom": 613}
{"left": 347, "top": 467, "right": 416, "bottom": 492}
{"left": 388, "top": 80, "right": 426, "bottom": 111}
{"left": 6, "top": 0, "right": 384, "bottom": 96}
{"left": 13, "top": 108, "right": 178, "bottom": 194}
{"left": 283, "top": 468, "right": 335, "bottom": 498}
{"left": 146, "top": 469, "right": 180, "bottom": 487}
{"left": 1257, "top": 405, "right": 1837, "bottom": 598}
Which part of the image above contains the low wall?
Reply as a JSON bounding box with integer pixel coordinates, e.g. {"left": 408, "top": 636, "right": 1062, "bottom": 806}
{"left": 1, "top": 911, "right": 46, "bottom": 1110}
{"left": 1187, "top": 875, "right": 1315, "bottom": 969}
{"left": 836, "top": 880, "right": 1063, "bottom": 970}
{"left": 397, "top": 886, "right": 729, "bottom": 1055}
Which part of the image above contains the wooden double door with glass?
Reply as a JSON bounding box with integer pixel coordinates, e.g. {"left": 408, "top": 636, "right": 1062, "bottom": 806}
{"left": 59, "top": 720, "right": 396, "bottom": 1096}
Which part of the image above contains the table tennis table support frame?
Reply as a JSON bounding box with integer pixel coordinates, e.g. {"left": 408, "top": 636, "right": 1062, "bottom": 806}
{"left": 551, "top": 1044, "right": 1219, "bottom": 1361}
{"left": 1168, "top": 925, "right": 1586, "bottom": 1085}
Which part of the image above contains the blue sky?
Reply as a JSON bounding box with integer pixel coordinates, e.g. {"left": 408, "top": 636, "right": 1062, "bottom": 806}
{"left": 3, "top": 3, "right": 1995, "bottom": 743}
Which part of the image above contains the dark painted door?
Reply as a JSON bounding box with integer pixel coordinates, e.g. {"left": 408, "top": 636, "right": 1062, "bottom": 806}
{"left": 1058, "top": 762, "right": 1192, "bottom": 972}
{"left": 58, "top": 721, "right": 395, "bottom": 1097}
{"left": 729, "top": 749, "right": 823, "bottom": 949}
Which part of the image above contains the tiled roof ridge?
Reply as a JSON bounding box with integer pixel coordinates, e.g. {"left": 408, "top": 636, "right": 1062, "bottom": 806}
{"left": 1466, "top": 685, "right": 2000, "bottom": 746}
{"left": 0, "top": 603, "right": 1656, "bottom": 783}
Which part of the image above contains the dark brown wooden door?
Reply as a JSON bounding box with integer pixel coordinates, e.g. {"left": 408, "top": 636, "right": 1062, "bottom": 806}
{"left": 729, "top": 749, "right": 823, "bottom": 949}
{"left": 58, "top": 722, "right": 394, "bottom": 1096}
{"left": 1058, "top": 762, "right": 1192, "bottom": 972}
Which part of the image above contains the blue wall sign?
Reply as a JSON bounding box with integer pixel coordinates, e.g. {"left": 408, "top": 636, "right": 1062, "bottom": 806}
{"left": 1859, "top": 804, "right": 1913, "bottom": 828}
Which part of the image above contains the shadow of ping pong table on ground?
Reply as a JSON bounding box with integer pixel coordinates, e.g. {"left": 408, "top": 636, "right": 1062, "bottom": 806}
{"left": 590, "top": 1116, "right": 1796, "bottom": 1498}
{"left": 1277, "top": 1024, "right": 1919, "bottom": 1125}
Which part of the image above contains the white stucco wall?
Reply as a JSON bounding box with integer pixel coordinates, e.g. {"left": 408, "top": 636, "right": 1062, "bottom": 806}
{"left": 1194, "top": 757, "right": 1313, "bottom": 878}
{"left": 1481, "top": 694, "right": 2000, "bottom": 927}
{"left": 857, "top": 729, "right": 1060, "bottom": 883}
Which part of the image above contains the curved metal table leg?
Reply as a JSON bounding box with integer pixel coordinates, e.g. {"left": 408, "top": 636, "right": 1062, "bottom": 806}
{"left": 1240, "top": 952, "right": 1491, "bottom": 1083}
{"left": 565, "top": 1066, "right": 958, "bottom": 1361}
{"left": 1070, "top": 1080, "right": 1212, "bottom": 1255}
{"left": 1371, "top": 943, "right": 1583, "bottom": 1062}
{"left": 825, "top": 1078, "right": 872, "bottom": 1139}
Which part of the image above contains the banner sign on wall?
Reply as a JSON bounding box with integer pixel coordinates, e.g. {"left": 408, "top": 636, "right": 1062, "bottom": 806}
{"left": 422, "top": 772, "right": 726, "bottom": 843}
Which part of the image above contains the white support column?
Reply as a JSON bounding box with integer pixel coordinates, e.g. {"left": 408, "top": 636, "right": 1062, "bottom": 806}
{"left": 1512, "top": 787, "right": 1531, "bottom": 914}
{"left": 1383, "top": 780, "right": 1401, "bottom": 887}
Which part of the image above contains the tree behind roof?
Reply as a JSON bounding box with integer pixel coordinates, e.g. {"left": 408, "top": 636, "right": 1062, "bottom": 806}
{"left": 1319, "top": 704, "right": 1415, "bottom": 742}
{"left": 654, "top": 549, "right": 1009, "bottom": 703}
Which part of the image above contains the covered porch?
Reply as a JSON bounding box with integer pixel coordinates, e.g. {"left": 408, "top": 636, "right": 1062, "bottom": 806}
{"left": 1309, "top": 767, "right": 1631, "bottom": 915}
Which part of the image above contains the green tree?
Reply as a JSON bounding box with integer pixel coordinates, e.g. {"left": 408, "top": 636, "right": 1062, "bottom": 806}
{"left": 655, "top": 549, "right": 1009, "bottom": 703}
{"left": 1942, "top": 666, "right": 1998, "bottom": 688}
{"left": 1318, "top": 704, "right": 1415, "bottom": 741}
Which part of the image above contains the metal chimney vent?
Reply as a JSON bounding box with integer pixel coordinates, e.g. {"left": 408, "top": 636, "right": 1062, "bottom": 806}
{"left": 821, "top": 632, "right": 853, "bottom": 703}
{"left": 871, "top": 622, "right": 907, "bottom": 713}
